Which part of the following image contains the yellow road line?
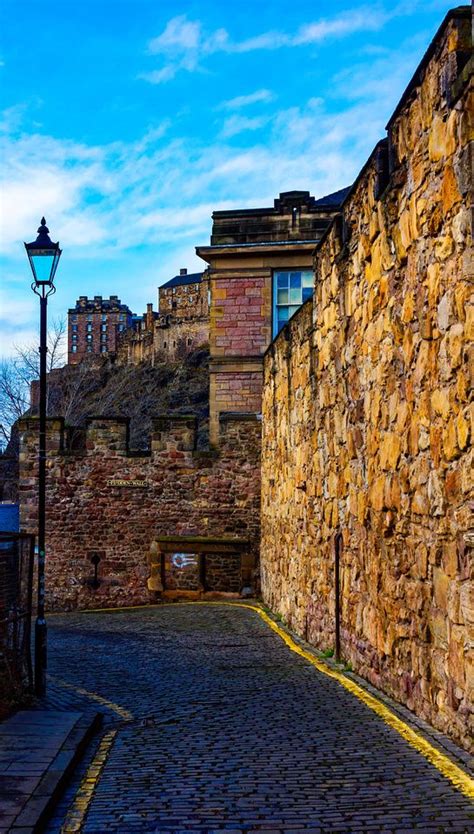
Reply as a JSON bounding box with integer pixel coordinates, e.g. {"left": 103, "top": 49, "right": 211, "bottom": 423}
{"left": 239, "top": 603, "right": 474, "bottom": 800}
{"left": 60, "top": 728, "right": 117, "bottom": 833}
{"left": 49, "top": 674, "right": 133, "bottom": 722}
{"left": 55, "top": 599, "right": 474, "bottom": 802}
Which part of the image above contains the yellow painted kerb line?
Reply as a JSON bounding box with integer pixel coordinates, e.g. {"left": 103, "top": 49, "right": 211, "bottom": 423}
{"left": 49, "top": 674, "right": 133, "bottom": 722}
{"left": 60, "top": 728, "right": 117, "bottom": 834}
{"left": 237, "top": 602, "right": 473, "bottom": 801}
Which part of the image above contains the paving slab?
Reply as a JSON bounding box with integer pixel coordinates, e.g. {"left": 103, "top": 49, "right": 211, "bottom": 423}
{"left": 0, "top": 710, "right": 101, "bottom": 833}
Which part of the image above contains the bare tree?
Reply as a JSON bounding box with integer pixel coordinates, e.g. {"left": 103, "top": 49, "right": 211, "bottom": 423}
{"left": 0, "top": 318, "right": 67, "bottom": 446}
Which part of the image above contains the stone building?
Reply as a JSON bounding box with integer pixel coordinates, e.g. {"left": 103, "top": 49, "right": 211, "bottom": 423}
{"left": 115, "top": 269, "right": 209, "bottom": 365}
{"left": 115, "top": 303, "right": 158, "bottom": 365}
{"left": 261, "top": 6, "right": 472, "bottom": 748}
{"left": 153, "top": 268, "right": 209, "bottom": 361}
{"left": 158, "top": 268, "right": 207, "bottom": 320}
{"left": 68, "top": 296, "right": 132, "bottom": 364}
{"left": 197, "top": 188, "right": 349, "bottom": 443}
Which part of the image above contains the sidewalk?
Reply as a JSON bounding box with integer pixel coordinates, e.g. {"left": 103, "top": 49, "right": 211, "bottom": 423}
{"left": 0, "top": 710, "right": 100, "bottom": 833}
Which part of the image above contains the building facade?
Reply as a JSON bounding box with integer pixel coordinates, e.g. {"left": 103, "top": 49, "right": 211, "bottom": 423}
{"left": 197, "top": 189, "right": 349, "bottom": 443}
{"left": 68, "top": 296, "right": 133, "bottom": 364}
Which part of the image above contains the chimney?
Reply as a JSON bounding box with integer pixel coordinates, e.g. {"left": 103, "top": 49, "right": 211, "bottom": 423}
{"left": 146, "top": 303, "right": 154, "bottom": 329}
{"left": 180, "top": 268, "right": 187, "bottom": 276}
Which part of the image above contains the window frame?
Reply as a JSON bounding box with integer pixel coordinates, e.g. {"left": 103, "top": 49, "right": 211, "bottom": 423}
{"left": 272, "top": 268, "right": 314, "bottom": 339}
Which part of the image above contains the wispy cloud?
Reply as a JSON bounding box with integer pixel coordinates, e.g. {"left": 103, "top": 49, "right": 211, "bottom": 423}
{"left": 141, "top": 7, "right": 391, "bottom": 84}
{"left": 0, "top": 18, "right": 425, "bottom": 354}
{"left": 218, "top": 89, "right": 275, "bottom": 111}
{"left": 220, "top": 114, "right": 270, "bottom": 138}
{"left": 1, "top": 25, "right": 417, "bottom": 261}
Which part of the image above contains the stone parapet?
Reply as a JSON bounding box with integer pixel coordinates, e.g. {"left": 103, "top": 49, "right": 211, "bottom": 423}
{"left": 18, "top": 411, "right": 261, "bottom": 610}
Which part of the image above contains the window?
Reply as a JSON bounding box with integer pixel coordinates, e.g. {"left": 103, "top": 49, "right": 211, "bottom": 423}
{"left": 102, "top": 314, "right": 107, "bottom": 322}
{"left": 273, "top": 270, "right": 313, "bottom": 337}
{"left": 72, "top": 334, "right": 77, "bottom": 342}
{"left": 101, "top": 324, "right": 107, "bottom": 332}
{"left": 86, "top": 344, "right": 93, "bottom": 352}
{"left": 101, "top": 333, "right": 107, "bottom": 342}
{"left": 86, "top": 334, "right": 93, "bottom": 342}
{"left": 72, "top": 324, "right": 77, "bottom": 332}
{"left": 71, "top": 345, "right": 77, "bottom": 353}
{"left": 100, "top": 345, "right": 107, "bottom": 353}
{"left": 71, "top": 314, "right": 77, "bottom": 322}
{"left": 118, "top": 324, "right": 124, "bottom": 332}
{"left": 87, "top": 323, "right": 92, "bottom": 332}
{"left": 87, "top": 314, "right": 93, "bottom": 321}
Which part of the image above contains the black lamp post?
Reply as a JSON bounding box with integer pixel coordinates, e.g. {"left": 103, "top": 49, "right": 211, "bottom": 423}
{"left": 24, "top": 218, "right": 62, "bottom": 696}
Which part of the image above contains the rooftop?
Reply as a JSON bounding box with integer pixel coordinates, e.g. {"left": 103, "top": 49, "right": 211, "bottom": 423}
{"left": 160, "top": 271, "right": 203, "bottom": 290}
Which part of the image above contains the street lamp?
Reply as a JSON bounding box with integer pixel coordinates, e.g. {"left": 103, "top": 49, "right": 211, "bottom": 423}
{"left": 24, "top": 218, "right": 62, "bottom": 696}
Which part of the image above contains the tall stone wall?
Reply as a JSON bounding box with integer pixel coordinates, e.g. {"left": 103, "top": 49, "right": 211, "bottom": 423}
{"left": 261, "top": 8, "right": 472, "bottom": 748}
{"left": 19, "top": 413, "right": 261, "bottom": 611}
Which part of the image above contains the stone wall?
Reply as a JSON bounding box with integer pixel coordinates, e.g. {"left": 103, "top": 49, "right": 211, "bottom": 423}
{"left": 261, "top": 7, "right": 472, "bottom": 748}
{"left": 153, "top": 318, "right": 209, "bottom": 361}
{"left": 19, "top": 413, "right": 261, "bottom": 611}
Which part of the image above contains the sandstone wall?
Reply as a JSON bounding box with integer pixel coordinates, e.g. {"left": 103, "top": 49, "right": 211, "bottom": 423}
{"left": 19, "top": 413, "right": 260, "bottom": 611}
{"left": 261, "top": 8, "right": 472, "bottom": 748}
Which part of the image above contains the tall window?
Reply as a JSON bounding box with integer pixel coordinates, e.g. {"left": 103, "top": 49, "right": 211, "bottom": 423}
{"left": 273, "top": 270, "right": 313, "bottom": 337}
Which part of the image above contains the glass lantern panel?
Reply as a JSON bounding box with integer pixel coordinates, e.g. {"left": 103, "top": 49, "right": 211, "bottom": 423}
{"left": 30, "top": 252, "right": 56, "bottom": 284}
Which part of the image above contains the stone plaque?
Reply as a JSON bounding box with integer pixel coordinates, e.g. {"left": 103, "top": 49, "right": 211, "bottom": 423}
{"left": 107, "top": 479, "right": 148, "bottom": 487}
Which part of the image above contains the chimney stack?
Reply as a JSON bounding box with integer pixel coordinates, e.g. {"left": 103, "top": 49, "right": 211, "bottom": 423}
{"left": 180, "top": 268, "right": 187, "bottom": 276}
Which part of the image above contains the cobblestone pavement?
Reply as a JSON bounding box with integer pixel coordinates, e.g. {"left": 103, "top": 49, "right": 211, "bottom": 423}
{"left": 41, "top": 604, "right": 473, "bottom": 833}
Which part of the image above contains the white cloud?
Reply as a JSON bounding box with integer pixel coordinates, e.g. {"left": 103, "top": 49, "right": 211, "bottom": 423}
{"left": 148, "top": 16, "right": 201, "bottom": 54}
{"left": 220, "top": 115, "right": 270, "bottom": 138}
{"left": 141, "top": 7, "right": 394, "bottom": 83}
{"left": 218, "top": 89, "right": 275, "bottom": 110}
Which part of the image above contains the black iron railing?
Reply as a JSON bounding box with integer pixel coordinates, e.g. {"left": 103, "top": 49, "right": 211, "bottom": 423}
{"left": 0, "top": 532, "right": 34, "bottom": 700}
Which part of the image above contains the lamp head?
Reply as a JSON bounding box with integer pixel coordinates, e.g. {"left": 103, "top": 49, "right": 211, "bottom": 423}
{"left": 25, "top": 218, "right": 62, "bottom": 293}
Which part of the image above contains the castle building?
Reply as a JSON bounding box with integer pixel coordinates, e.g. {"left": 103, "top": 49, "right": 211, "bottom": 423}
{"left": 68, "top": 296, "right": 133, "bottom": 364}
{"left": 196, "top": 189, "right": 349, "bottom": 443}
{"left": 158, "top": 268, "right": 207, "bottom": 320}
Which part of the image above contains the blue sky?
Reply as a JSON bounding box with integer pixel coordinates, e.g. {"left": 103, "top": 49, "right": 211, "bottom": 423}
{"left": 0, "top": 0, "right": 455, "bottom": 355}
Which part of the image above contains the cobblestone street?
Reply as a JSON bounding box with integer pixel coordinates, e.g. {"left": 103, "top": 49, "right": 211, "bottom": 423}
{"left": 41, "top": 604, "right": 473, "bottom": 833}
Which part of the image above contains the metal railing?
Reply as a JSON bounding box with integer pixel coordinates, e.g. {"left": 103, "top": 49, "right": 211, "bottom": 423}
{"left": 0, "top": 532, "right": 34, "bottom": 700}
